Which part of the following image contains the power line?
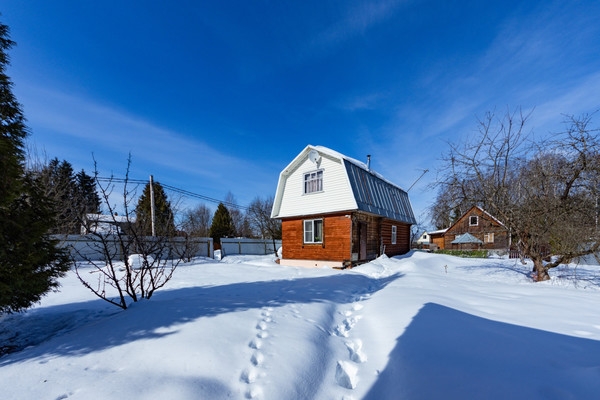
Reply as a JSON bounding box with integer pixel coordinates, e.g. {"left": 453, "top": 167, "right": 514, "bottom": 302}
{"left": 95, "top": 177, "right": 249, "bottom": 210}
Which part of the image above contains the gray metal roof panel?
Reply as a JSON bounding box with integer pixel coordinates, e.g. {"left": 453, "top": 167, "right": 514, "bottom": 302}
{"left": 451, "top": 233, "right": 483, "bottom": 244}
{"left": 344, "top": 160, "right": 416, "bottom": 224}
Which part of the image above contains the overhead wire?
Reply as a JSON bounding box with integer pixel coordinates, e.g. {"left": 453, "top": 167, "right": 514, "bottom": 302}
{"left": 95, "top": 177, "right": 249, "bottom": 210}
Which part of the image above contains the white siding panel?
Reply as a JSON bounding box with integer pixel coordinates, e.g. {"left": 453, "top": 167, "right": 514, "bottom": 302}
{"left": 277, "top": 154, "right": 357, "bottom": 218}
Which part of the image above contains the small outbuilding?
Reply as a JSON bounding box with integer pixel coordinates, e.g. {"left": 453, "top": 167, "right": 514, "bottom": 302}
{"left": 271, "top": 145, "right": 416, "bottom": 268}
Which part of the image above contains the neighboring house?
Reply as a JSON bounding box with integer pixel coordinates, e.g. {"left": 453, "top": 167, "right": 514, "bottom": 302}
{"left": 443, "top": 206, "right": 510, "bottom": 252}
{"left": 270, "top": 145, "right": 416, "bottom": 268}
{"left": 81, "top": 213, "right": 133, "bottom": 235}
{"left": 428, "top": 228, "right": 447, "bottom": 250}
{"left": 416, "top": 231, "right": 430, "bottom": 245}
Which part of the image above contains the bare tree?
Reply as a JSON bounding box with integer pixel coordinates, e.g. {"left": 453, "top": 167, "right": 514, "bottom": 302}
{"left": 437, "top": 108, "right": 600, "bottom": 281}
{"left": 73, "top": 156, "right": 187, "bottom": 309}
{"left": 181, "top": 203, "right": 212, "bottom": 237}
{"left": 247, "top": 195, "right": 281, "bottom": 254}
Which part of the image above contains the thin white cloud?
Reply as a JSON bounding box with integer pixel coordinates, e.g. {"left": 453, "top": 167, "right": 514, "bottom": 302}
{"left": 312, "top": 0, "right": 404, "bottom": 50}
{"left": 18, "top": 84, "right": 249, "bottom": 176}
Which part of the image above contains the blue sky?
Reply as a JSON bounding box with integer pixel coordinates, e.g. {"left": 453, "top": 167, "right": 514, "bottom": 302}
{"left": 2, "top": 1, "right": 600, "bottom": 227}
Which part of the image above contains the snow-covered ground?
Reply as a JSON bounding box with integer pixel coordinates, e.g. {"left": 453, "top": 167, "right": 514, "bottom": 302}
{"left": 2, "top": 252, "right": 600, "bottom": 399}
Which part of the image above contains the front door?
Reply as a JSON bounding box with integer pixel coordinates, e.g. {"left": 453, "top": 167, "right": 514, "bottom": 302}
{"left": 359, "top": 222, "right": 367, "bottom": 260}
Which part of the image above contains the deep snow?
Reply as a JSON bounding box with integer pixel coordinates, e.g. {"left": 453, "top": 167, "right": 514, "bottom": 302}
{"left": 1, "top": 252, "right": 600, "bottom": 399}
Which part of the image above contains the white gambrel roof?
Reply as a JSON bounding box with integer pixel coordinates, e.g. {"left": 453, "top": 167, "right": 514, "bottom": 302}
{"left": 271, "top": 145, "right": 416, "bottom": 224}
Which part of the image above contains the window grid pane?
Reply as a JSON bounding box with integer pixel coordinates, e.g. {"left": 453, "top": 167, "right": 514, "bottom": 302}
{"left": 303, "top": 219, "right": 323, "bottom": 243}
{"left": 304, "top": 171, "right": 323, "bottom": 194}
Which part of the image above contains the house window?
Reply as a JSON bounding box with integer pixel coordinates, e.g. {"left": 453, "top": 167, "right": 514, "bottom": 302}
{"left": 484, "top": 233, "right": 494, "bottom": 243}
{"left": 391, "top": 225, "right": 397, "bottom": 244}
{"left": 469, "top": 216, "right": 478, "bottom": 226}
{"left": 304, "top": 170, "right": 323, "bottom": 194}
{"left": 304, "top": 219, "right": 323, "bottom": 243}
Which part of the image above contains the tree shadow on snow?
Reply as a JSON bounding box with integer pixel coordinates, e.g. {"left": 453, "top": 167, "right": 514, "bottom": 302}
{"left": 0, "top": 271, "right": 402, "bottom": 365}
{"left": 364, "top": 302, "right": 600, "bottom": 400}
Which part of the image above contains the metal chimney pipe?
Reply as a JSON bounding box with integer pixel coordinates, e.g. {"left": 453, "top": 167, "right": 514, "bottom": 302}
{"left": 367, "top": 155, "right": 371, "bottom": 170}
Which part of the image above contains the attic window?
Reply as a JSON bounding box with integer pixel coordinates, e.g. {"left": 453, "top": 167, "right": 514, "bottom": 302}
{"left": 469, "top": 216, "right": 478, "bottom": 226}
{"left": 304, "top": 170, "right": 323, "bottom": 194}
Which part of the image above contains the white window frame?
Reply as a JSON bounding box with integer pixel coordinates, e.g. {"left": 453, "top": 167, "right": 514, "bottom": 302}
{"left": 304, "top": 219, "right": 323, "bottom": 243}
{"left": 391, "top": 225, "right": 397, "bottom": 244}
{"left": 304, "top": 170, "right": 323, "bottom": 194}
{"left": 469, "top": 215, "right": 478, "bottom": 226}
{"left": 484, "top": 232, "right": 494, "bottom": 243}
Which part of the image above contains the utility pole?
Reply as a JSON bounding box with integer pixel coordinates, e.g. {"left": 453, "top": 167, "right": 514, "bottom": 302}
{"left": 149, "top": 175, "right": 156, "bottom": 236}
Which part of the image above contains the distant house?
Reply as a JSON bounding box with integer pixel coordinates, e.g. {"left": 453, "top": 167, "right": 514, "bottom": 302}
{"left": 270, "top": 145, "right": 416, "bottom": 268}
{"left": 428, "top": 228, "right": 448, "bottom": 250}
{"left": 81, "top": 213, "right": 133, "bottom": 235}
{"left": 416, "top": 231, "right": 430, "bottom": 245}
{"left": 443, "top": 206, "right": 510, "bottom": 252}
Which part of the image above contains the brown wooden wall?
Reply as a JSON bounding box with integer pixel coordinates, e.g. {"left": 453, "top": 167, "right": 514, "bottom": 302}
{"left": 430, "top": 234, "right": 445, "bottom": 250}
{"left": 351, "top": 213, "right": 381, "bottom": 260}
{"left": 444, "top": 207, "right": 509, "bottom": 250}
{"left": 381, "top": 219, "right": 411, "bottom": 256}
{"left": 282, "top": 211, "right": 412, "bottom": 263}
{"left": 281, "top": 213, "right": 352, "bottom": 261}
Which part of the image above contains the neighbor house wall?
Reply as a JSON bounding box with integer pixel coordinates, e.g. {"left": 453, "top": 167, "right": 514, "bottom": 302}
{"left": 444, "top": 207, "right": 509, "bottom": 250}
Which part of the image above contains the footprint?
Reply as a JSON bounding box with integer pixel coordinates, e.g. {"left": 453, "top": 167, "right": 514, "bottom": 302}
{"left": 257, "top": 330, "right": 269, "bottom": 339}
{"left": 334, "top": 316, "right": 362, "bottom": 337}
{"left": 336, "top": 360, "right": 359, "bottom": 389}
{"left": 249, "top": 338, "right": 262, "bottom": 350}
{"left": 245, "top": 385, "right": 263, "bottom": 399}
{"left": 251, "top": 352, "right": 264, "bottom": 366}
{"left": 241, "top": 367, "right": 258, "bottom": 384}
{"left": 345, "top": 339, "right": 367, "bottom": 363}
{"left": 256, "top": 321, "right": 267, "bottom": 331}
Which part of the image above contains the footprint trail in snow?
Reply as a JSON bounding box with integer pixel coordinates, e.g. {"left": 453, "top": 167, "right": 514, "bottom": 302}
{"left": 241, "top": 307, "right": 273, "bottom": 399}
{"left": 333, "top": 295, "right": 369, "bottom": 391}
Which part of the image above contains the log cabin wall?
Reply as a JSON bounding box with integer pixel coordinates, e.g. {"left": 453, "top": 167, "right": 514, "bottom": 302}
{"left": 281, "top": 213, "right": 352, "bottom": 261}
{"left": 381, "top": 219, "right": 411, "bottom": 256}
{"left": 443, "top": 207, "right": 509, "bottom": 250}
{"left": 351, "top": 213, "right": 381, "bottom": 261}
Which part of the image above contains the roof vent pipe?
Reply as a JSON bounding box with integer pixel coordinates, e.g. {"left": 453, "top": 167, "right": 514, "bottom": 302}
{"left": 367, "top": 155, "right": 371, "bottom": 170}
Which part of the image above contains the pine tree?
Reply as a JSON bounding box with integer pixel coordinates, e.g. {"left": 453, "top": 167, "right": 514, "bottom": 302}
{"left": 32, "top": 159, "right": 101, "bottom": 234}
{"left": 75, "top": 169, "right": 101, "bottom": 215}
{"left": 0, "top": 21, "right": 71, "bottom": 314}
{"left": 209, "top": 203, "right": 235, "bottom": 245}
{"left": 135, "top": 180, "right": 175, "bottom": 236}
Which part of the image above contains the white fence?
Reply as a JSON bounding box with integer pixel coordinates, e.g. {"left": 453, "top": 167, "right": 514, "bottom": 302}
{"left": 220, "top": 238, "right": 282, "bottom": 257}
{"left": 52, "top": 235, "right": 214, "bottom": 262}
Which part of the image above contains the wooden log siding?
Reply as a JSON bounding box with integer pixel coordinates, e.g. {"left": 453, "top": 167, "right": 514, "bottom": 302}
{"left": 381, "top": 219, "right": 411, "bottom": 256}
{"left": 444, "top": 207, "right": 509, "bottom": 250}
{"left": 281, "top": 213, "right": 352, "bottom": 261}
{"left": 351, "top": 213, "right": 381, "bottom": 260}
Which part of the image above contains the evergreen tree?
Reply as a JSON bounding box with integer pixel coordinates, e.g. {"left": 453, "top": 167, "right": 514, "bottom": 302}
{"left": 209, "top": 203, "right": 235, "bottom": 245}
{"left": 0, "top": 21, "right": 71, "bottom": 314}
{"left": 135, "top": 180, "right": 175, "bottom": 236}
{"left": 75, "top": 169, "right": 101, "bottom": 215}
{"left": 32, "top": 159, "right": 101, "bottom": 234}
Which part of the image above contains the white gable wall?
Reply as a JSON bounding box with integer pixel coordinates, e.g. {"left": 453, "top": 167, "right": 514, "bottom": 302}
{"left": 275, "top": 152, "right": 357, "bottom": 218}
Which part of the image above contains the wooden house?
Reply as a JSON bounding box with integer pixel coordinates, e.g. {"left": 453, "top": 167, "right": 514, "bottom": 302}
{"left": 427, "top": 228, "right": 447, "bottom": 250}
{"left": 443, "top": 206, "right": 510, "bottom": 251}
{"left": 270, "top": 145, "right": 416, "bottom": 268}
